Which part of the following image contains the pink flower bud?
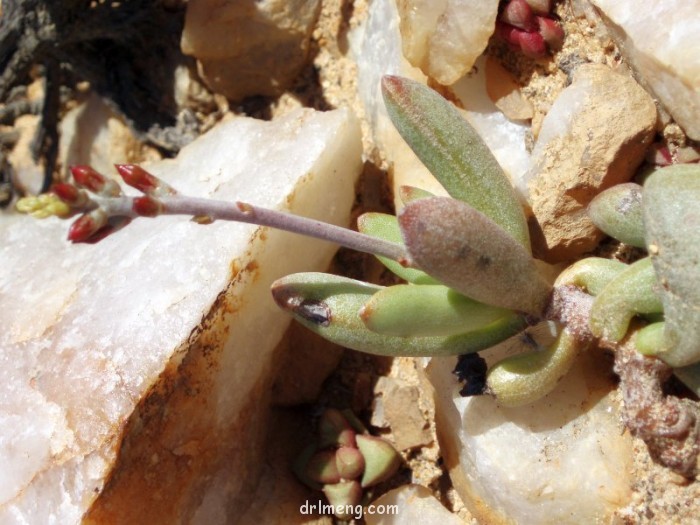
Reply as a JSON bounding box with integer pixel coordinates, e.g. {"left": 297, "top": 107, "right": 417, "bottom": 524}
{"left": 496, "top": 21, "right": 523, "bottom": 47}
{"left": 518, "top": 30, "right": 547, "bottom": 58}
{"left": 501, "top": 0, "right": 536, "bottom": 31}
{"left": 537, "top": 16, "right": 564, "bottom": 50}
{"left": 524, "top": 0, "right": 551, "bottom": 15}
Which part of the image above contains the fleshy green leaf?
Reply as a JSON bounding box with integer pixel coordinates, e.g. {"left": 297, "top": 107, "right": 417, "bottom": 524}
{"left": 398, "top": 197, "right": 551, "bottom": 315}
{"left": 644, "top": 164, "right": 700, "bottom": 367}
{"left": 381, "top": 75, "right": 530, "bottom": 249}
{"left": 271, "top": 273, "right": 524, "bottom": 357}
{"left": 635, "top": 321, "right": 665, "bottom": 356}
{"left": 588, "top": 183, "right": 645, "bottom": 247}
{"left": 486, "top": 328, "right": 582, "bottom": 407}
{"left": 360, "top": 284, "right": 509, "bottom": 337}
{"left": 589, "top": 257, "right": 663, "bottom": 343}
{"left": 357, "top": 212, "right": 438, "bottom": 284}
{"left": 555, "top": 257, "right": 627, "bottom": 295}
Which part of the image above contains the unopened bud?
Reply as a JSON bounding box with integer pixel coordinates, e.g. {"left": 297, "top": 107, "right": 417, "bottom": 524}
{"left": 71, "top": 166, "right": 121, "bottom": 197}
{"left": 336, "top": 446, "right": 365, "bottom": 480}
{"left": 502, "top": 0, "right": 536, "bottom": 31}
{"left": 115, "top": 164, "right": 177, "bottom": 196}
{"left": 537, "top": 16, "right": 564, "bottom": 50}
{"left": 355, "top": 434, "right": 401, "bottom": 487}
{"left": 518, "top": 30, "right": 547, "bottom": 58}
{"left": 67, "top": 208, "right": 109, "bottom": 243}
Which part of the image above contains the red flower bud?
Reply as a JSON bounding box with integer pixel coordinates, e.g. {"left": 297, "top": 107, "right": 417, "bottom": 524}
{"left": 67, "top": 209, "right": 108, "bottom": 243}
{"left": 71, "top": 166, "right": 107, "bottom": 193}
{"left": 70, "top": 165, "right": 122, "bottom": 197}
{"left": 115, "top": 164, "right": 176, "bottom": 196}
{"left": 132, "top": 196, "right": 163, "bottom": 217}
{"left": 52, "top": 183, "right": 80, "bottom": 203}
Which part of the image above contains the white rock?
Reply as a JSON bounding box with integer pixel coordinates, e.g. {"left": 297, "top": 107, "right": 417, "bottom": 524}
{"left": 181, "top": 0, "right": 321, "bottom": 100}
{"left": 451, "top": 57, "right": 533, "bottom": 201}
{"left": 59, "top": 94, "right": 149, "bottom": 178}
{"left": 423, "top": 342, "right": 634, "bottom": 524}
{"left": 590, "top": 0, "right": 700, "bottom": 140}
{"left": 396, "top": 0, "right": 500, "bottom": 86}
{"left": 0, "top": 108, "right": 362, "bottom": 523}
{"left": 365, "top": 484, "right": 464, "bottom": 525}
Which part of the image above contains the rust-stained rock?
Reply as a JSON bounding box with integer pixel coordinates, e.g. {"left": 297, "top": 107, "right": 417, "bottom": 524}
{"left": 527, "top": 64, "right": 656, "bottom": 262}
{"left": 181, "top": 0, "right": 322, "bottom": 101}
{"left": 0, "top": 107, "right": 361, "bottom": 523}
{"left": 272, "top": 323, "right": 344, "bottom": 407}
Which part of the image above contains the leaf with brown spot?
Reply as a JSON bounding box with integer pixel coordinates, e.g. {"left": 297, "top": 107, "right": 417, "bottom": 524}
{"left": 398, "top": 197, "right": 551, "bottom": 315}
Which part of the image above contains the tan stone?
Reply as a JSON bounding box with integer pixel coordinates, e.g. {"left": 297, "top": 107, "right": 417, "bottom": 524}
{"left": 527, "top": 64, "right": 657, "bottom": 262}
{"left": 181, "top": 0, "right": 322, "bottom": 100}
{"left": 374, "top": 378, "right": 432, "bottom": 451}
{"left": 590, "top": 0, "right": 700, "bottom": 141}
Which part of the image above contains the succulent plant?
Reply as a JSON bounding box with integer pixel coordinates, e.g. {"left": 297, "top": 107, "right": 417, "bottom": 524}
{"left": 293, "top": 409, "right": 401, "bottom": 519}
{"left": 496, "top": 0, "right": 564, "bottom": 58}
{"left": 17, "top": 75, "right": 700, "bottom": 476}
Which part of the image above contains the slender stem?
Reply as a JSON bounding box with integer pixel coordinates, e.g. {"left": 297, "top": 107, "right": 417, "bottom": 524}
{"left": 155, "top": 196, "right": 413, "bottom": 265}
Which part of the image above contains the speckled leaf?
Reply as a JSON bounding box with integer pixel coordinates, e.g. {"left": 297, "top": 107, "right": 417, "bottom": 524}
{"left": 357, "top": 212, "right": 438, "bottom": 284}
{"left": 589, "top": 257, "right": 662, "bottom": 343}
{"left": 644, "top": 164, "right": 700, "bottom": 366}
{"left": 382, "top": 75, "right": 530, "bottom": 250}
{"left": 271, "top": 273, "right": 524, "bottom": 357}
{"left": 360, "top": 284, "right": 509, "bottom": 337}
{"left": 398, "top": 197, "right": 550, "bottom": 315}
{"left": 588, "top": 183, "right": 645, "bottom": 247}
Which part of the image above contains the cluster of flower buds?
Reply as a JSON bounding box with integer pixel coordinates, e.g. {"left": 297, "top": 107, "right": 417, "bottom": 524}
{"left": 496, "top": 0, "right": 564, "bottom": 58}
{"left": 14, "top": 164, "right": 179, "bottom": 243}
{"left": 294, "top": 409, "right": 401, "bottom": 519}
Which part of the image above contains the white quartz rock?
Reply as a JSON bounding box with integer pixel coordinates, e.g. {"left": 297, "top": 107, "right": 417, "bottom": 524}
{"left": 0, "top": 108, "right": 362, "bottom": 523}
{"left": 423, "top": 344, "right": 634, "bottom": 524}
{"left": 365, "top": 484, "right": 464, "bottom": 525}
{"left": 396, "top": 0, "right": 500, "bottom": 86}
{"left": 590, "top": 0, "right": 700, "bottom": 140}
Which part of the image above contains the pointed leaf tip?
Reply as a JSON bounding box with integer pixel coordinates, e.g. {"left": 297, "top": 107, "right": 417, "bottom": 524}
{"left": 381, "top": 75, "right": 530, "bottom": 249}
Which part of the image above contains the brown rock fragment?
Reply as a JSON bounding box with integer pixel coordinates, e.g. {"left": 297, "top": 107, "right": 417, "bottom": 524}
{"left": 528, "top": 64, "right": 656, "bottom": 262}
{"left": 181, "top": 0, "right": 322, "bottom": 101}
{"left": 375, "top": 378, "right": 432, "bottom": 451}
